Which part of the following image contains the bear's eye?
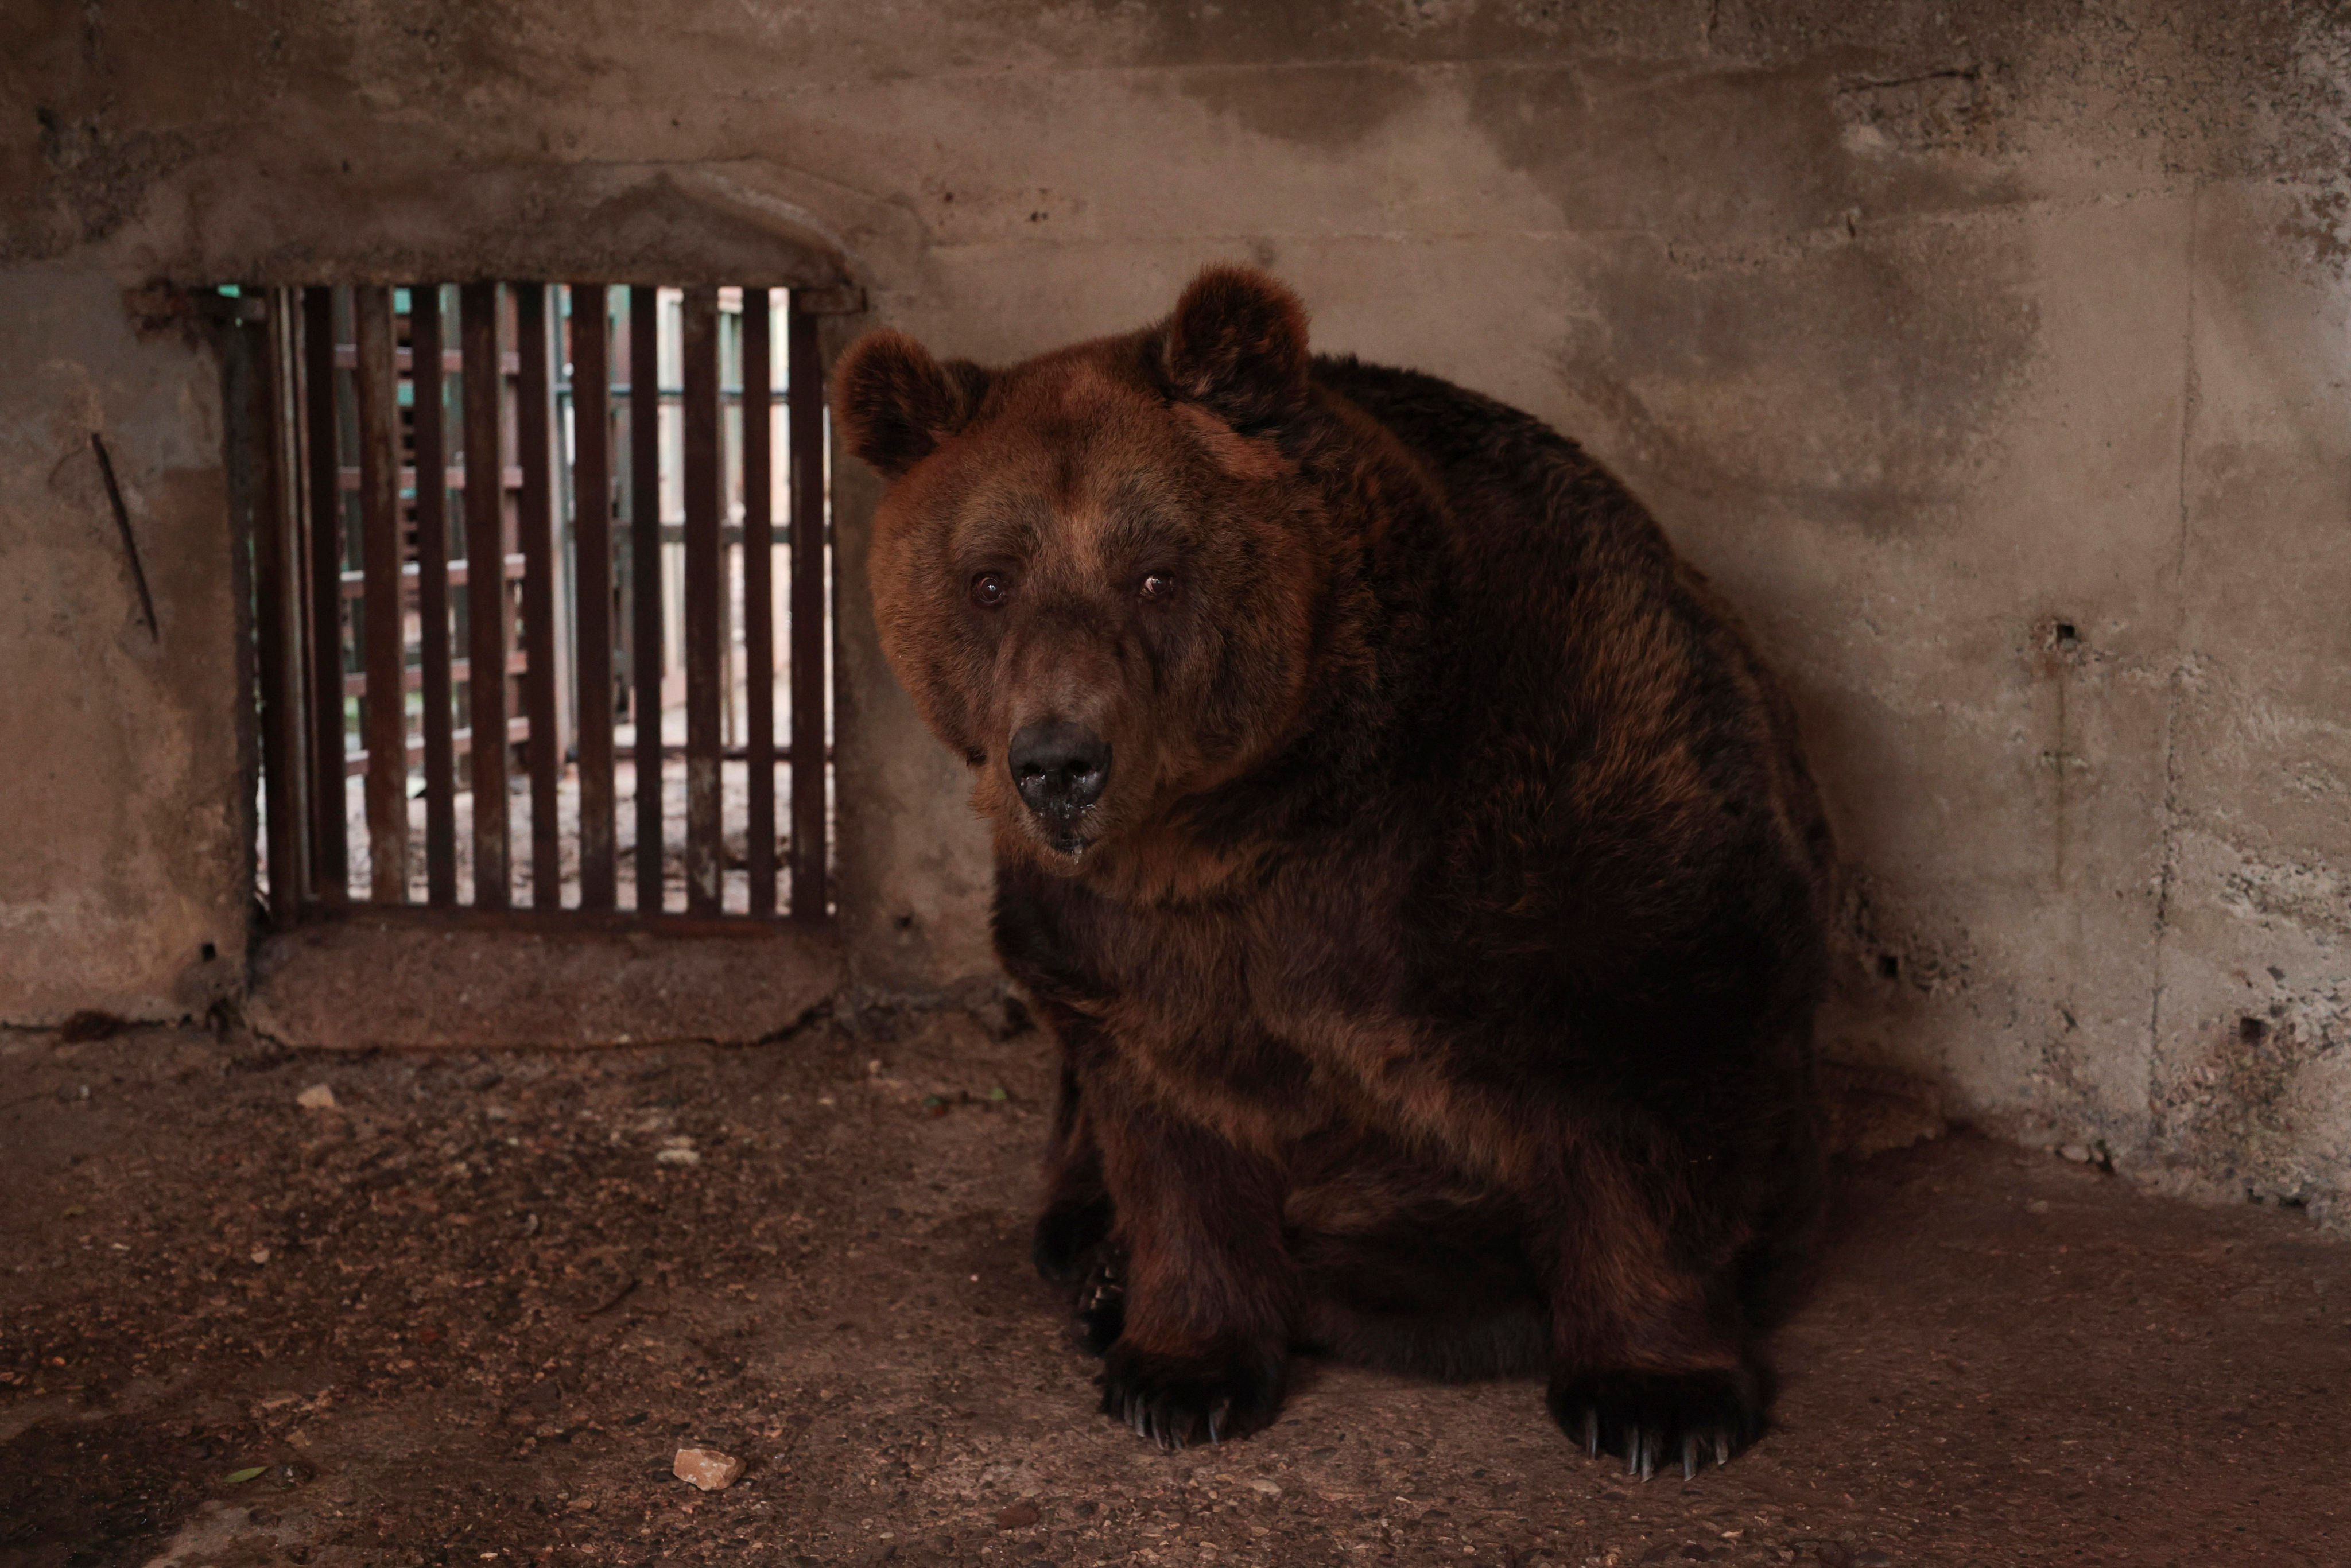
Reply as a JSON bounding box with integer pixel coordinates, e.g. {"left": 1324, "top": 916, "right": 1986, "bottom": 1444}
{"left": 969, "top": 572, "right": 1009, "bottom": 609}
{"left": 1138, "top": 572, "right": 1176, "bottom": 603}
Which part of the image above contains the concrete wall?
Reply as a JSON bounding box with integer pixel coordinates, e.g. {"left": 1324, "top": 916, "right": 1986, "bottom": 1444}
{"left": 2, "top": 1, "right": 2346, "bottom": 1215}
{"left": 0, "top": 271, "right": 247, "bottom": 1021}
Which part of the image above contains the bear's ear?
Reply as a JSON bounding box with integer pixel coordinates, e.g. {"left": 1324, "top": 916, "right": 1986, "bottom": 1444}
{"left": 1161, "top": 265, "right": 1310, "bottom": 428}
{"left": 830, "top": 329, "right": 991, "bottom": 479}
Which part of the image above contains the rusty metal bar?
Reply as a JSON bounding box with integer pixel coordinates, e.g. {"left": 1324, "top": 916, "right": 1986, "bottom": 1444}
{"left": 461, "top": 281, "right": 511, "bottom": 908}
{"left": 787, "top": 296, "right": 829, "bottom": 919}
{"left": 296, "top": 900, "right": 793, "bottom": 940}
{"left": 410, "top": 286, "right": 459, "bottom": 906}
{"left": 349, "top": 714, "right": 529, "bottom": 774}
{"left": 629, "top": 285, "right": 664, "bottom": 911}
{"left": 742, "top": 290, "right": 778, "bottom": 917}
{"left": 339, "top": 553, "right": 518, "bottom": 598}
{"left": 89, "top": 434, "right": 157, "bottom": 640}
{"left": 352, "top": 285, "right": 409, "bottom": 903}
{"left": 250, "top": 292, "right": 307, "bottom": 923}
{"left": 333, "top": 344, "right": 516, "bottom": 377}
{"left": 345, "top": 649, "right": 519, "bottom": 698}
{"left": 515, "top": 283, "right": 562, "bottom": 909}
{"left": 681, "top": 286, "right": 724, "bottom": 917}
{"left": 335, "top": 463, "right": 523, "bottom": 494}
{"left": 572, "top": 285, "right": 618, "bottom": 912}
{"left": 301, "top": 286, "right": 349, "bottom": 904}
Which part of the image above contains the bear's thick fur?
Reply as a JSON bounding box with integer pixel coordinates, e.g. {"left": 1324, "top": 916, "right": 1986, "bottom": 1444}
{"left": 832, "top": 268, "right": 1832, "bottom": 1477}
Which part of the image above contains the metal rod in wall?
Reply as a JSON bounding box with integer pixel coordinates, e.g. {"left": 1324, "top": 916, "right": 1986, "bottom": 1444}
{"left": 786, "top": 296, "right": 829, "bottom": 920}
{"left": 680, "top": 286, "right": 724, "bottom": 917}
{"left": 461, "top": 281, "right": 512, "bottom": 909}
{"left": 630, "top": 285, "right": 665, "bottom": 911}
{"left": 352, "top": 285, "right": 409, "bottom": 905}
{"left": 741, "top": 290, "right": 778, "bottom": 918}
{"left": 515, "top": 282, "right": 563, "bottom": 909}
{"left": 300, "top": 285, "right": 350, "bottom": 905}
{"left": 571, "top": 284, "right": 618, "bottom": 913}
{"left": 410, "top": 286, "right": 460, "bottom": 907}
{"left": 250, "top": 292, "right": 307, "bottom": 923}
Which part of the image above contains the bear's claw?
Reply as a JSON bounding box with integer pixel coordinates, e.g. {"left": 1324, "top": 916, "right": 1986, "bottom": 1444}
{"left": 1073, "top": 1246, "right": 1127, "bottom": 1355}
{"left": 1547, "top": 1368, "right": 1764, "bottom": 1480}
{"left": 1099, "top": 1341, "right": 1284, "bottom": 1451}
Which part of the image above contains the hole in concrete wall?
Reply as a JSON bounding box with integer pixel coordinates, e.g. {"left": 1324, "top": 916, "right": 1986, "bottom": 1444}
{"left": 2241, "top": 1015, "right": 2269, "bottom": 1045}
{"left": 1877, "top": 952, "right": 1901, "bottom": 980}
{"left": 236, "top": 282, "right": 839, "bottom": 930}
{"left": 2046, "top": 620, "right": 2080, "bottom": 653}
{"left": 200, "top": 942, "right": 216, "bottom": 963}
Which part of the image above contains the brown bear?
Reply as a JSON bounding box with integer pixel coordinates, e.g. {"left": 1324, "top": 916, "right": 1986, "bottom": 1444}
{"left": 832, "top": 267, "right": 1832, "bottom": 1479}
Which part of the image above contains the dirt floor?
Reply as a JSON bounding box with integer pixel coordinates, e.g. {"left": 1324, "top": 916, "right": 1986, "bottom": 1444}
{"left": 5, "top": 1011, "right": 2349, "bottom": 1568}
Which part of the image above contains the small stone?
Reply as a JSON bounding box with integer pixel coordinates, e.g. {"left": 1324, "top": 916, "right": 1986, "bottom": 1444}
{"left": 567, "top": 1496, "right": 598, "bottom": 1513}
{"left": 296, "top": 1084, "right": 337, "bottom": 1111}
{"left": 250, "top": 1247, "right": 271, "bottom": 1265}
{"left": 995, "top": 1501, "right": 1042, "bottom": 1528}
{"left": 655, "top": 1139, "right": 701, "bottom": 1166}
{"left": 1247, "top": 1478, "right": 1281, "bottom": 1496}
{"left": 2057, "top": 1143, "right": 2090, "bottom": 1164}
{"left": 672, "top": 1447, "right": 744, "bottom": 1491}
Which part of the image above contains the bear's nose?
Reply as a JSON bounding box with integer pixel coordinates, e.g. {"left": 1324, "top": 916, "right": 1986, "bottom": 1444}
{"left": 1008, "top": 721, "right": 1111, "bottom": 818}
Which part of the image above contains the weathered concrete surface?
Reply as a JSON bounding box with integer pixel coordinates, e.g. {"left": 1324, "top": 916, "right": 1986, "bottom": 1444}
{"left": 0, "top": 270, "right": 247, "bottom": 1023}
{"left": 242, "top": 919, "right": 844, "bottom": 1051}
{"left": 1, "top": 2, "right": 2348, "bottom": 1212}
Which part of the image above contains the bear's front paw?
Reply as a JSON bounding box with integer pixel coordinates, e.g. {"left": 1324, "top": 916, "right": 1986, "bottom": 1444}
{"left": 1032, "top": 1193, "right": 1114, "bottom": 1284}
{"left": 1547, "top": 1366, "right": 1767, "bottom": 1480}
{"left": 1099, "top": 1339, "right": 1285, "bottom": 1450}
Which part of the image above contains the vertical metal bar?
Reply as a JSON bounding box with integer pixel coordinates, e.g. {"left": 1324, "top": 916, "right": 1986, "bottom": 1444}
{"left": 681, "top": 286, "right": 724, "bottom": 917}
{"left": 352, "top": 285, "right": 408, "bottom": 904}
{"left": 741, "top": 290, "right": 777, "bottom": 917}
{"left": 249, "top": 294, "right": 305, "bottom": 923}
{"left": 220, "top": 319, "right": 262, "bottom": 922}
{"left": 630, "top": 285, "right": 665, "bottom": 911}
{"left": 572, "top": 285, "right": 617, "bottom": 911}
{"left": 515, "top": 282, "right": 562, "bottom": 908}
{"left": 787, "top": 296, "right": 829, "bottom": 919}
{"left": 462, "top": 281, "right": 511, "bottom": 908}
{"left": 411, "top": 287, "right": 459, "bottom": 906}
{"left": 301, "top": 286, "right": 349, "bottom": 905}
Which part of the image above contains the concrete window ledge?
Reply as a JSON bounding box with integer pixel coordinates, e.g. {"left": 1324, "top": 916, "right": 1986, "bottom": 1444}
{"left": 243, "top": 917, "right": 841, "bottom": 1051}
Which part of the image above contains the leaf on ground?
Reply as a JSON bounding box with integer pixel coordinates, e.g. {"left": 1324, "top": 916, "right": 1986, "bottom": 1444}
{"left": 221, "top": 1466, "right": 267, "bottom": 1485}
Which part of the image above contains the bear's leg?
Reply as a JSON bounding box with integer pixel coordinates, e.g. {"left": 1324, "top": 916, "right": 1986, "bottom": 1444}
{"left": 1033, "top": 1058, "right": 1114, "bottom": 1285}
{"left": 1089, "top": 1073, "right": 1295, "bottom": 1449}
{"left": 1026, "top": 1022, "right": 1127, "bottom": 1354}
{"left": 1535, "top": 1147, "right": 1767, "bottom": 1480}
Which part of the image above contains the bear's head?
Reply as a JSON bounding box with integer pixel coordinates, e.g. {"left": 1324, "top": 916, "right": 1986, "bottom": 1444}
{"left": 832, "top": 267, "right": 1339, "bottom": 880}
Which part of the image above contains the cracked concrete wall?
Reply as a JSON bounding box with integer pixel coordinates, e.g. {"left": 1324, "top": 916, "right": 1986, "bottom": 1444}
{"left": 2, "top": 1, "right": 2346, "bottom": 1215}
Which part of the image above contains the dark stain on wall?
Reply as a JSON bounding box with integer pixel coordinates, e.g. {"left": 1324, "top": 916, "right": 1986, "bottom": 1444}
{"left": 1174, "top": 63, "right": 1426, "bottom": 150}
{"left": 1546, "top": 220, "right": 2040, "bottom": 529}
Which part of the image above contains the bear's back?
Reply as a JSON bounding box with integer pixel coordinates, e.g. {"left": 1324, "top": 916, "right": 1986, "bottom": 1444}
{"left": 1309, "top": 355, "right": 1832, "bottom": 1043}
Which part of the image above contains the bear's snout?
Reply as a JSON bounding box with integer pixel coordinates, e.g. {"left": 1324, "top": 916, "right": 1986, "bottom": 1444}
{"left": 1008, "top": 720, "right": 1112, "bottom": 844}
